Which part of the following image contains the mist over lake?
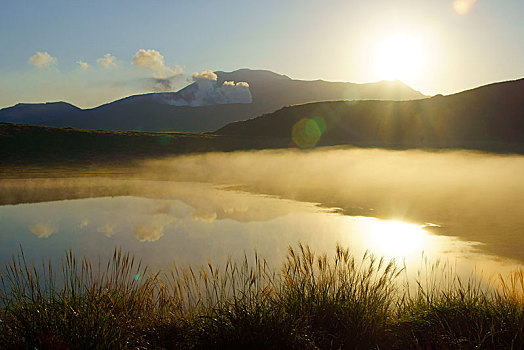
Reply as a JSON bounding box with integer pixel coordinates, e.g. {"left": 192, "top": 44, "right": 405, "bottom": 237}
{"left": 140, "top": 147, "right": 524, "bottom": 261}
{"left": 1, "top": 147, "right": 523, "bottom": 282}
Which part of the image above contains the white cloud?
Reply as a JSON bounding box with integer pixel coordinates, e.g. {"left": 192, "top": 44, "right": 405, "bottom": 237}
{"left": 160, "top": 73, "right": 252, "bottom": 106}
{"left": 76, "top": 60, "right": 89, "bottom": 69}
{"left": 192, "top": 69, "right": 217, "bottom": 82}
{"left": 30, "top": 223, "right": 56, "bottom": 238}
{"left": 221, "top": 80, "right": 251, "bottom": 103}
{"left": 96, "top": 53, "right": 117, "bottom": 69}
{"left": 28, "top": 52, "right": 56, "bottom": 67}
{"left": 132, "top": 49, "right": 182, "bottom": 79}
{"left": 0, "top": 64, "right": 186, "bottom": 109}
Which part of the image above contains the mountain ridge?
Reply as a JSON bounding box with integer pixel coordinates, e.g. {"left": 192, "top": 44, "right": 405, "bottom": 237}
{"left": 215, "top": 77, "right": 524, "bottom": 151}
{"left": 0, "top": 77, "right": 523, "bottom": 167}
{"left": 0, "top": 69, "right": 426, "bottom": 132}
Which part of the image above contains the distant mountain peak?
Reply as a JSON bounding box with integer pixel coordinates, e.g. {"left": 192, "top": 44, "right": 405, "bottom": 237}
{"left": 6, "top": 101, "right": 80, "bottom": 112}
{"left": 13, "top": 101, "right": 76, "bottom": 107}
{"left": 214, "top": 69, "right": 292, "bottom": 88}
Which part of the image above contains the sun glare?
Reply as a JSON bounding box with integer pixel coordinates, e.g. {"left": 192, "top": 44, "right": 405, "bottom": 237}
{"left": 373, "top": 35, "right": 424, "bottom": 83}
{"left": 363, "top": 219, "right": 430, "bottom": 259}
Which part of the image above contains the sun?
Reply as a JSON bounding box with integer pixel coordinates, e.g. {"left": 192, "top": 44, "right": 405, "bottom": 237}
{"left": 374, "top": 35, "right": 424, "bottom": 82}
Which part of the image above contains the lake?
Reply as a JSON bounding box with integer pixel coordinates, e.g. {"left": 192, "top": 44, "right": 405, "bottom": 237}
{"left": 1, "top": 147, "right": 523, "bottom": 283}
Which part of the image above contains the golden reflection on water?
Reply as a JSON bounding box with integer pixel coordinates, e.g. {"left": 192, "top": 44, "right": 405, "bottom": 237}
{"left": 344, "top": 216, "right": 521, "bottom": 289}
{"left": 360, "top": 219, "right": 430, "bottom": 259}
{"left": 0, "top": 178, "right": 522, "bottom": 289}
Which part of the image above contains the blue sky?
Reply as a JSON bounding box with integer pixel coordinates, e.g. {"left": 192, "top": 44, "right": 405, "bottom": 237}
{"left": 0, "top": 0, "right": 522, "bottom": 108}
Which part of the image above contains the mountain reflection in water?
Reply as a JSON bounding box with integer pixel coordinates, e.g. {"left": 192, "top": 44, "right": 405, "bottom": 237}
{"left": 0, "top": 179, "right": 519, "bottom": 283}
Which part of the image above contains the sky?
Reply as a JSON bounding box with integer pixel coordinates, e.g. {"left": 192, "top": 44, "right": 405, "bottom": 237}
{"left": 0, "top": 0, "right": 522, "bottom": 109}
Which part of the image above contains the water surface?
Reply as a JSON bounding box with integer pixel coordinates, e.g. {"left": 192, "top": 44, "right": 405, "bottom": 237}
{"left": 0, "top": 177, "right": 520, "bottom": 283}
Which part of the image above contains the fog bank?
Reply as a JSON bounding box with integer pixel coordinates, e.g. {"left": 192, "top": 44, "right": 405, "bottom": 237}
{"left": 141, "top": 147, "right": 524, "bottom": 261}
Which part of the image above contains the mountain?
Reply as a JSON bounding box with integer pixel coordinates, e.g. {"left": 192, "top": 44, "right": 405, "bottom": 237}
{"left": 1, "top": 78, "right": 523, "bottom": 167}
{"left": 216, "top": 69, "right": 426, "bottom": 110}
{"left": 0, "top": 102, "right": 83, "bottom": 124}
{"left": 0, "top": 69, "right": 425, "bottom": 132}
{"left": 216, "top": 78, "right": 524, "bottom": 153}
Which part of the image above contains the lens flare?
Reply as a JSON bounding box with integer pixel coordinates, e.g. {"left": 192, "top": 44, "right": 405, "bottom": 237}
{"left": 453, "top": 0, "right": 477, "bottom": 15}
{"left": 292, "top": 117, "right": 327, "bottom": 148}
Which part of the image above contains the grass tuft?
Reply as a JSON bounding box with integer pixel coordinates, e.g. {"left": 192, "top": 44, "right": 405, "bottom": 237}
{"left": 1, "top": 244, "right": 524, "bottom": 349}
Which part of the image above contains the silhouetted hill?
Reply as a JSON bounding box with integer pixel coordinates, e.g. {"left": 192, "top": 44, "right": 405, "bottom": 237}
{"left": 0, "top": 79, "right": 524, "bottom": 166}
{"left": 0, "top": 69, "right": 425, "bottom": 132}
{"left": 216, "top": 78, "right": 524, "bottom": 153}
{"left": 0, "top": 102, "right": 83, "bottom": 124}
{"left": 0, "top": 123, "right": 231, "bottom": 166}
{"left": 1, "top": 79, "right": 521, "bottom": 167}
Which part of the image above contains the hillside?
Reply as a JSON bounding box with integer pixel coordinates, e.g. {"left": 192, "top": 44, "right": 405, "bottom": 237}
{"left": 0, "top": 69, "right": 425, "bottom": 132}
{"left": 1, "top": 78, "right": 522, "bottom": 167}
{"left": 216, "top": 78, "right": 524, "bottom": 153}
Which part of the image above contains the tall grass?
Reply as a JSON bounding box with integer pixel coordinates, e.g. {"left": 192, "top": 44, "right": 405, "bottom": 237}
{"left": 1, "top": 244, "right": 524, "bottom": 349}
{"left": 0, "top": 249, "right": 154, "bottom": 349}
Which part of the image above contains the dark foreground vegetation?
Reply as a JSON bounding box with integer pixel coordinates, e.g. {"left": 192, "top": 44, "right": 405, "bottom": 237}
{"left": 1, "top": 245, "right": 524, "bottom": 349}
{"left": 0, "top": 122, "right": 284, "bottom": 167}
{"left": 0, "top": 122, "right": 231, "bottom": 166}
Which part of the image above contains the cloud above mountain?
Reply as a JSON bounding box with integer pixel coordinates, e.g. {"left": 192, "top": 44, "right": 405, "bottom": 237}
{"left": 224, "top": 81, "right": 249, "bottom": 88}
{"left": 159, "top": 69, "right": 252, "bottom": 106}
{"left": 221, "top": 80, "right": 252, "bottom": 103}
{"left": 28, "top": 52, "right": 56, "bottom": 67}
{"left": 192, "top": 69, "right": 217, "bottom": 82}
{"left": 132, "top": 49, "right": 182, "bottom": 79}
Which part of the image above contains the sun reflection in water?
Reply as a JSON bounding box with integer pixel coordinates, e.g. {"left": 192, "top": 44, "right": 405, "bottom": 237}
{"left": 360, "top": 219, "right": 430, "bottom": 259}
